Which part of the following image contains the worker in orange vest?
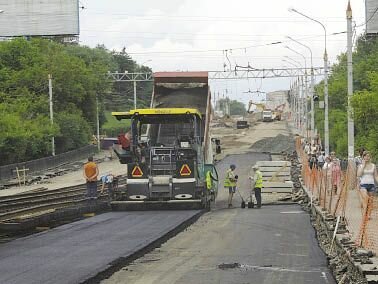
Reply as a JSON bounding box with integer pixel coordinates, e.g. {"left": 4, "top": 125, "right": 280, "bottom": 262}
{"left": 83, "top": 156, "right": 99, "bottom": 200}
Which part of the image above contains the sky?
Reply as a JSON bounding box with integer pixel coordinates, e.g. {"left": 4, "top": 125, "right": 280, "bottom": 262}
{"left": 79, "top": 0, "right": 367, "bottom": 106}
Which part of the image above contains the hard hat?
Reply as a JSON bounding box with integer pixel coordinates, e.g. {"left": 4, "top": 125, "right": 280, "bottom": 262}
{"left": 252, "top": 165, "right": 259, "bottom": 170}
{"left": 230, "top": 164, "right": 236, "bottom": 169}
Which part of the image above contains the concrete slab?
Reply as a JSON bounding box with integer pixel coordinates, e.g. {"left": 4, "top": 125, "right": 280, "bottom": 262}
{"left": 261, "top": 171, "right": 290, "bottom": 177}
{"left": 259, "top": 166, "right": 291, "bottom": 172}
{"left": 264, "top": 181, "right": 293, "bottom": 188}
{"left": 366, "top": 275, "right": 378, "bottom": 283}
{"left": 257, "top": 161, "right": 291, "bottom": 167}
{"left": 262, "top": 177, "right": 291, "bottom": 182}
{"left": 263, "top": 188, "right": 293, "bottom": 193}
{"left": 0, "top": 210, "right": 201, "bottom": 284}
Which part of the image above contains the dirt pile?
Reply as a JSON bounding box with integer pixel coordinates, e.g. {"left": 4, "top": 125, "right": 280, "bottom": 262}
{"left": 249, "top": 134, "right": 295, "bottom": 154}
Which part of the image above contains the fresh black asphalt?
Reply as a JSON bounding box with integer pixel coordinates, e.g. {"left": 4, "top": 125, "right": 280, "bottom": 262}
{"left": 0, "top": 210, "right": 200, "bottom": 284}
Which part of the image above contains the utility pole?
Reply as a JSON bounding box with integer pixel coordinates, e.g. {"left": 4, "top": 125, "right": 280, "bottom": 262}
{"left": 288, "top": 8, "right": 329, "bottom": 155}
{"left": 48, "top": 74, "right": 55, "bottom": 156}
{"left": 96, "top": 95, "right": 100, "bottom": 152}
{"left": 324, "top": 49, "right": 329, "bottom": 156}
{"left": 133, "top": 80, "right": 137, "bottom": 109}
{"left": 347, "top": 1, "right": 354, "bottom": 159}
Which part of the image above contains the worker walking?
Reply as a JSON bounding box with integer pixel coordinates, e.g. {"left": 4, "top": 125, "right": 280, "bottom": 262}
{"left": 83, "top": 156, "right": 99, "bottom": 201}
{"left": 250, "top": 165, "right": 263, "bottom": 208}
{"left": 224, "top": 164, "right": 237, "bottom": 208}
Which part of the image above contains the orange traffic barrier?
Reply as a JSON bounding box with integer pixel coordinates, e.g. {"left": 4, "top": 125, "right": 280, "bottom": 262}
{"left": 296, "top": 137, "right": 378, "bottom": 255}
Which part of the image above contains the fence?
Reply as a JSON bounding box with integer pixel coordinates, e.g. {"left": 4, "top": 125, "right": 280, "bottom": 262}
{"left": 296, "top": 137, "right": 378, "bottom": 255}
{"left": 0, "top": 145, "right": 97, "bottom": 181}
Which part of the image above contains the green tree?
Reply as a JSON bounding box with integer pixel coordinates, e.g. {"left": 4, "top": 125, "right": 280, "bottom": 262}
{"left": 313, "top": 36, "right": 378, "bottom": 159}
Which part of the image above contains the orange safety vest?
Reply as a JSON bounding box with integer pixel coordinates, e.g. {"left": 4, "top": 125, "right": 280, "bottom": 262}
{"left": 84, "top": 162, "right": 98, "bottom": 181}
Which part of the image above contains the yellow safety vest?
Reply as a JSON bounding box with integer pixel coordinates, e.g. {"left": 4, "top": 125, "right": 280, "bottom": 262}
{"left": 206, "top": 171, "right": 212, "bottom": 190}
{"left": 255, "top": 170, "right": 263, "bottom": 188}
{"left": 224, "top": 169, "right": 236, "bottom": 187}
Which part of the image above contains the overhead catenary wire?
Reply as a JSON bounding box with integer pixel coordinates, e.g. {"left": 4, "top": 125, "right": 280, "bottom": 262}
{"left": 123, "top": 31, "right": 350, "bottom": 55}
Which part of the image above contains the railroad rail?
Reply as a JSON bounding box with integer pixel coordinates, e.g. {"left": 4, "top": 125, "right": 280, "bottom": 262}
{"left": 0, "top": 176, "right": 126, "bottom": 224}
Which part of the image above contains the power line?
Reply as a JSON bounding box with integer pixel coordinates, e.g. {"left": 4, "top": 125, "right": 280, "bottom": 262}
{"left": 84, "top": 12, "right": 363, "bottom": 22}
{"left": 122, "top": 31, "right": 349, "bottom": 55}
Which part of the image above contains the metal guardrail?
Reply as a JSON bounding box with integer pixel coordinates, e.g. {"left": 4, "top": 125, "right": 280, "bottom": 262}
{"left": 0, "top": 145, "right": 97, "bottom": 181}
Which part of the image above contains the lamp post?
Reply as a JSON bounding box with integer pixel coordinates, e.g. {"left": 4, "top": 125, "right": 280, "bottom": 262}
{"left": 285, "top": 45, "right": 308, "bottom": 138}
{"left": 346, "top": 1, "right": 354, "bottom": 159}
{"left": 289, "top": 8, "right": 329, "bottom": 156}
{"left": 283, "top": 56, "right": 302, "bottom": 67}
{"left": 287, "top": 36, "right": 315, "bottom": 141}
{"left": 282, "top": 59, "right": 300, "bottom": 68}
{"left": 48, "top": 74, "right": 55, "bottom": 156}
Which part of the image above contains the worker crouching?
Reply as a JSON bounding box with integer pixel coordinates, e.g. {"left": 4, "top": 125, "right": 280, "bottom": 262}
{"left": 250, "top": 165, "right": 263, "bottom": 208}
{"left": 224, "top": 164, "right": 238, "bottom": 208}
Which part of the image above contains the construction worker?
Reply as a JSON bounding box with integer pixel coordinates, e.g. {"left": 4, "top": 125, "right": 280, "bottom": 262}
{"left": 250, "top": 165, "right": 263, "bottom": 208}
{"left": 224, "top": 164, "right": 237, "bottom": 208}
{"left": 100, "top": 173, "right": 115, "bottom": 202}
{"left": 83, "top": 156, "right": 99, "bottom": 200}
{"left": 206, "top": 170, "right": 218, "bottom": 200}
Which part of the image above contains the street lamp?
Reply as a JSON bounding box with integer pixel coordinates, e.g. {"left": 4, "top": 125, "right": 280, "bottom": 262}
{"left": 287, "top": 36, "right": 315, "bottom": 141}
{"left": 282, "top": 59, "right": 300, "bottom": 68}
{"left": 283, "top": 56, "right": 301, "bottom": 68}
{"left": 285, "top": 45, "right": 308, "bottom": 138}
{"left": 289, "top": 7, "right": 329, "bottom": 156}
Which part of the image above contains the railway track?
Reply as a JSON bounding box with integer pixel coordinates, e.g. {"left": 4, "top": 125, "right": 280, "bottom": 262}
{"left": 0, "top": 176, "right": 126, "bottom": 224}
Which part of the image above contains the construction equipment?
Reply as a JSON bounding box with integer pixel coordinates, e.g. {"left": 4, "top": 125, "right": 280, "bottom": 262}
{"left": 272, "top": 103, "right": 285, "bottom": 121}
{"left": 262, "top": 110, "right": 273, "bottom": 122}
{"left": 111, "top": 72, "right": 219, "bottom": 210}
{"left": 247, "top": 100, "right": 265, "bottom": 114}
{"left": 236, "top": 120, "right": 249, "bottom": 129}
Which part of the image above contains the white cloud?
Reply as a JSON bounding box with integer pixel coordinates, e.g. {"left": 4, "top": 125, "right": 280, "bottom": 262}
{"left": 79, "top": 0, "right": 366, "bottom": 104}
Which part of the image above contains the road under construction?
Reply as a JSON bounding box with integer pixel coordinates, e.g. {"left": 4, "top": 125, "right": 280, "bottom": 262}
{"left": 0, "top": 85, "right": 376, "bottom": 283}
{"left": 0, "top": 116, "right": 337, "bottom": 284}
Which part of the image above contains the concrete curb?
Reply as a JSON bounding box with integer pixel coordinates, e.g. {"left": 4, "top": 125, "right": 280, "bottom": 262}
{"left": 298, "top": 176, "right": 377, "bottom": 283}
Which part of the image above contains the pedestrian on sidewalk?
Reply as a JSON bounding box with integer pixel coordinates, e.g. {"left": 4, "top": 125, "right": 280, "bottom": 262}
{"left": 224, "top": 164, "right": 237, "bottom": 208}
{"left": 330, "top": 152, "right": 341, "bottom": 194}
{"left": 309, "top": 154, "right": 317, "bottom": 170}
{"left": 357, "top": 151, "right": 378, "bottom": 196}
{"left": 250, "top": 165, "right": 263, "bottom": 208}
{"left": 354, "top": 147, "right": 366, "bottom": 167}
{"left": 83, "top": 156, "right": 99, "bottom": 200}
{"left": 317, "top": 151, "right": 326, "bottom": 169}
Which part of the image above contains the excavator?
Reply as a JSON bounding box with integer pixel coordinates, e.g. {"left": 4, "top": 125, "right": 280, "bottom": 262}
{"left": 272, "top": 103, "right": 285, "bottom": 121}
{"left": 247, "top": 100, "right": 266, "bottom": 114}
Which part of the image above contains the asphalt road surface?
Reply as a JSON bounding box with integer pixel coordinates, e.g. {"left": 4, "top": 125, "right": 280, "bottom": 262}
{"left": 0, "top": 210, "right": 200, "bottom": 284}
{"left": 103, "top": 153, "right": 335, "bottom": 284}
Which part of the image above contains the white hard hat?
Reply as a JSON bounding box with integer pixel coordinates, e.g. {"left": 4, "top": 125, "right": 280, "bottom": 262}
{"left": 252, "top": 165, "right": 259, "bottom": 170}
